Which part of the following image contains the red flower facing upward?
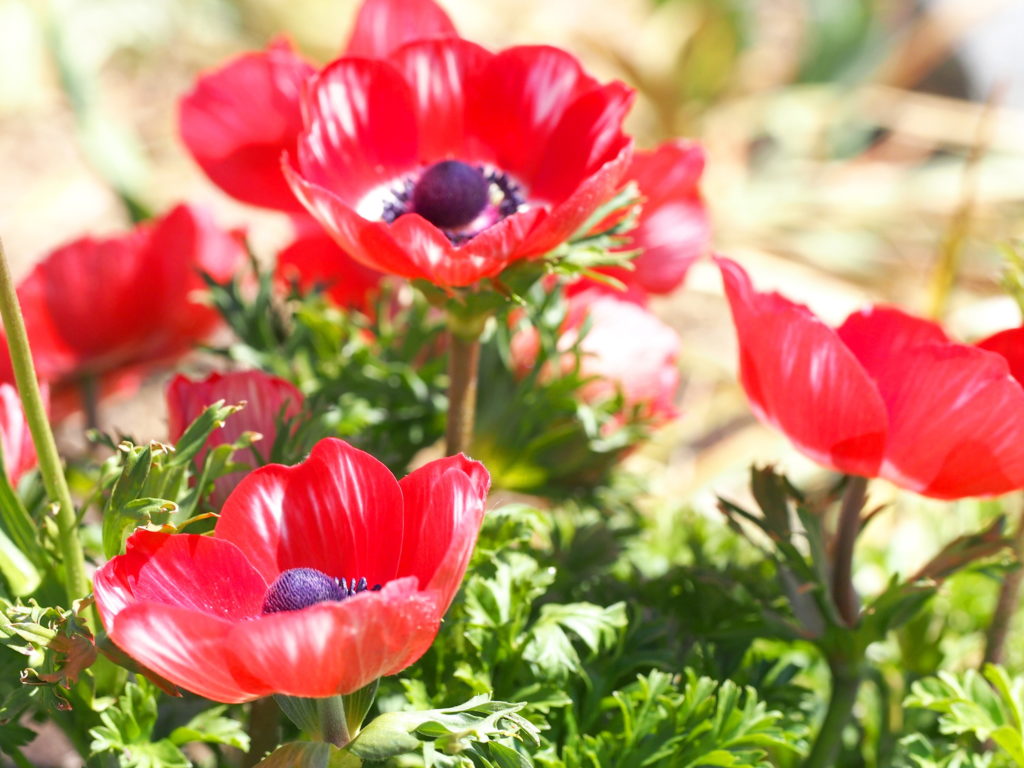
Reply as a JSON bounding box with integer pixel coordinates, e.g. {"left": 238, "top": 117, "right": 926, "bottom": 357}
{"left": 0, "top": 383, "right": 38, "bottom": 487}
{"left": 284, "top": 38, "right": 633, "bottom": 287}
{"left": 4, "top": 205, "right": 243, "bottom": 416}
{"left": 718, "top": 257, "right": 1024, "bottom": 499}
{"left": 166, "top": 370, "right": 305, "bottom": 506}
{"left": 94, "top": 438, "right": 490, "bottom": 702}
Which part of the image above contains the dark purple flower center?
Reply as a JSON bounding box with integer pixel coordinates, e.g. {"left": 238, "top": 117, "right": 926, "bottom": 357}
{"left": 379, "top": 161, "right": 526, "bottom": 245}
{"left": 261, "top": 567, "right": 381, "bottom": 615}
{"left": 411, "top": 160, "right": 489, "bottom": 229}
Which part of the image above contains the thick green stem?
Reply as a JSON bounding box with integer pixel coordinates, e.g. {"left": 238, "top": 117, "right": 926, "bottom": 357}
{"left": 445, "top": 329, "right": 482, "bottom": 457}
{"left": 832, "top": 475, "right": 868, "bottom": 627}
{"left": 242, "top": 697, "right": 281, "bottom": 767}
{"left": 803, "top": 662, "right": 862, "bottom": 768}
{"left": 0, "top": 238, "right": 87, "bottom": 604}
{"left": 317, "top": 696, "right": 351, "bottom": 748}
{"left": 984, "top": 495, "right": 1024, "bottom": 666}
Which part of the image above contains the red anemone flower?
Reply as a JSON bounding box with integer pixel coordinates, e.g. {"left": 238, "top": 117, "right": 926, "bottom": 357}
{"left": 718, "top": 257, "right": 1024, "bottom": 499}
{"left": 0, "top": 383, "right": 38, "bottom": 486}
{"left": 581, "top": 140, "right": 709, "bottom": 298}
{"left": 3, "top": 205, "right": 243, "bottom": 417}
{"left": 510, "top": 289, "right": 681, "bottom": 425}
{"left": 179, "top": 38, "right": 314, "bottom": 213}
{"left": 166, "top": 370, "right": 304, "bottom": 506}
{"left": 94, "top": 438, "right": 490, "bottom": 702}
{"left": 284, "top": 38, "right": 634, "bottom": 287}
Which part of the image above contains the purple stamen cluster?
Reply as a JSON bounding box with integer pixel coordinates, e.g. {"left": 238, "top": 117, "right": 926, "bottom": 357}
{"left": 261, "top": 567, "right": 381, "bottom": 615}
{"left": 380, "top": 161, "right": 526, "bottom": 245}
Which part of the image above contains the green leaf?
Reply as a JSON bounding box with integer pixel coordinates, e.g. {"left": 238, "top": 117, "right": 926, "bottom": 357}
{"left": 255, "top": 742, "right": 362, "bottom": 768}
{"left": 905, "top": 664, "right": 1024, "bottom": 766}
{"left": 522, "top": 601, "right": 627, "bottom": 677}
{"left": 0, "top": 523, "right": 40, "bottom": 596}
{"left": 349, "top": 696, "right": 539, "bottom": 763}
{"left": 169, "top": 705, "right": 249, "bottom": 751}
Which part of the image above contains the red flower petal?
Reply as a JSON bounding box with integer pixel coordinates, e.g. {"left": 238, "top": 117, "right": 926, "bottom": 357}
{"left": 387, "top": 38, "right": 492, "bottom": 162}
{"left": 397, "top": 454, "right": 489, "bottom": 613}
{"left": 296, "top": 58, "right": 419, "bottom": 205}
{"left": 16, "top": 204, "right": 243, "bottom": 391}
{"left": 469, "top": 46, "right": 602, "bottom": 187}
{"left": 215, "top": 438, "right": 405, "bottom": 587}
{"left": 179, "top": 39, "right": 314, "bottom": 212}
{"left": 874, "top": 344, "right": 1024, "bottom": 498}
{"left": 94, "top": 530, "right": 267, "bottom": 623}
{"left": 344, "top": 0, "right": 458, "bottom": 59}
{"left": 717, "top": 258, "right": 888, "bottom": 476}
{"left": 31, "top": 231, "right": 153, "bottom": 365}
{"left": 605, "top": 140, "right": 709, "bottom": 295}
{"left": 228, "top": 578, "right": 440, "bottom": 697}
{"left": 283, "top": 169, "right": 427, "bottom": 279}
{"left": 275, "top": 223, "right": 383, "bottom": 309}
{"left": 530, "top": 81, "right": 634, "bottom": 204}
{"left": 977, "top": 326, "right": 1024, "bottom": 387}
{"left": 519, "top": 142, "right": 633, "bottom": 257}
{"left": 836, "top": 305, "right": 949, "bottom": 380}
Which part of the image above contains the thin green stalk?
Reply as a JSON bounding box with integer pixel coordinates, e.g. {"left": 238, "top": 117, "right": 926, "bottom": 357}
{"left": 317, "top": 696, "right": 351, "bottom": 748}
{"left": 984, "top": 494, "right": 1024, "bottom": 666}
{"left": 803, "top": 661, "right": 862, "bottom": 768}
{"left": 0, "top": 238, "right": 88, "bottom": 604}
{"left": 832, "top": 475, "right": 868, "bottom": 627}
{"left": 445, "top": 331, "right": 482, "bottom": 456}
{"left": 242, "top": 698, "right": 281, "bottom": 768}
{"left": 444, "top": 308, "right": 490, "bottom": 457}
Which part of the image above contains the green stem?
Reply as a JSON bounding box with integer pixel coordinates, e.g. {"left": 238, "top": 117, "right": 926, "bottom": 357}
{"left": 242, "top": 698, "right": 281, "bottom": 768}
{"left": 832, "top": 475, "right": 868, "bottom": 627}
{"left": 803, "top": 662, "right": 862, "bottom": 768}
{"left": 984, "top": 494, "right": 1024, "bottom": 666}
{"left": 317, "top": 696, "right": 351, "bottom": 748}
{"left": 444, "top": 327, "right": 483, "bottom": 457}
{"left": 0, "top": 238, "right": 88, "bottom": 604}
{"left": 81, "top": 374, "right": 100, "bottom": 434}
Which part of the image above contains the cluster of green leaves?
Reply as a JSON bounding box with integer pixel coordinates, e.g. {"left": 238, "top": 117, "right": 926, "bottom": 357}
{"left": 204, "top": 256, "right": 448, "bottom": 475}
{"left": 90, "top": 679, "right": 249, "bottom": 768}
{"left": 374, "top": 497, "right": 809, "bottom": 768}
{"left": 901, "top": 664, "right": 1024, "bottom": 767}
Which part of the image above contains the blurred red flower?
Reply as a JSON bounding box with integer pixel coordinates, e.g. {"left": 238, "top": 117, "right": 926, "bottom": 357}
{"left": 0, "top": 383, "right": 38, "bottom": 486}
{"left": 94, "top": 437, "right": 489, "bottom": 702}
{"left": 3, "top": 204, "right": 243, "bottom": 417}
{"left": 718, "top": 257, "right": 1024, "bottom": 499}
{"left": 166, "top": 370, "right": 304, "bottom": 506}
{"left": 181, "top": 0, "right": 634, "bottom": 288}
{"left": 511, "top": 289, "right": 681, "bottom": 426}
{"left": 274, "top": 218, "right": 383, "bottom": 309}
{"left": 588, "top": 140, "right": 710, "bottom": 297}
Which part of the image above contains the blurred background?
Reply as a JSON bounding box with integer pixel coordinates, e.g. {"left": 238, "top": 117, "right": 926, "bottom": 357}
{"left": 2, "top": 0, "right": 1024, "bottom": 585}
